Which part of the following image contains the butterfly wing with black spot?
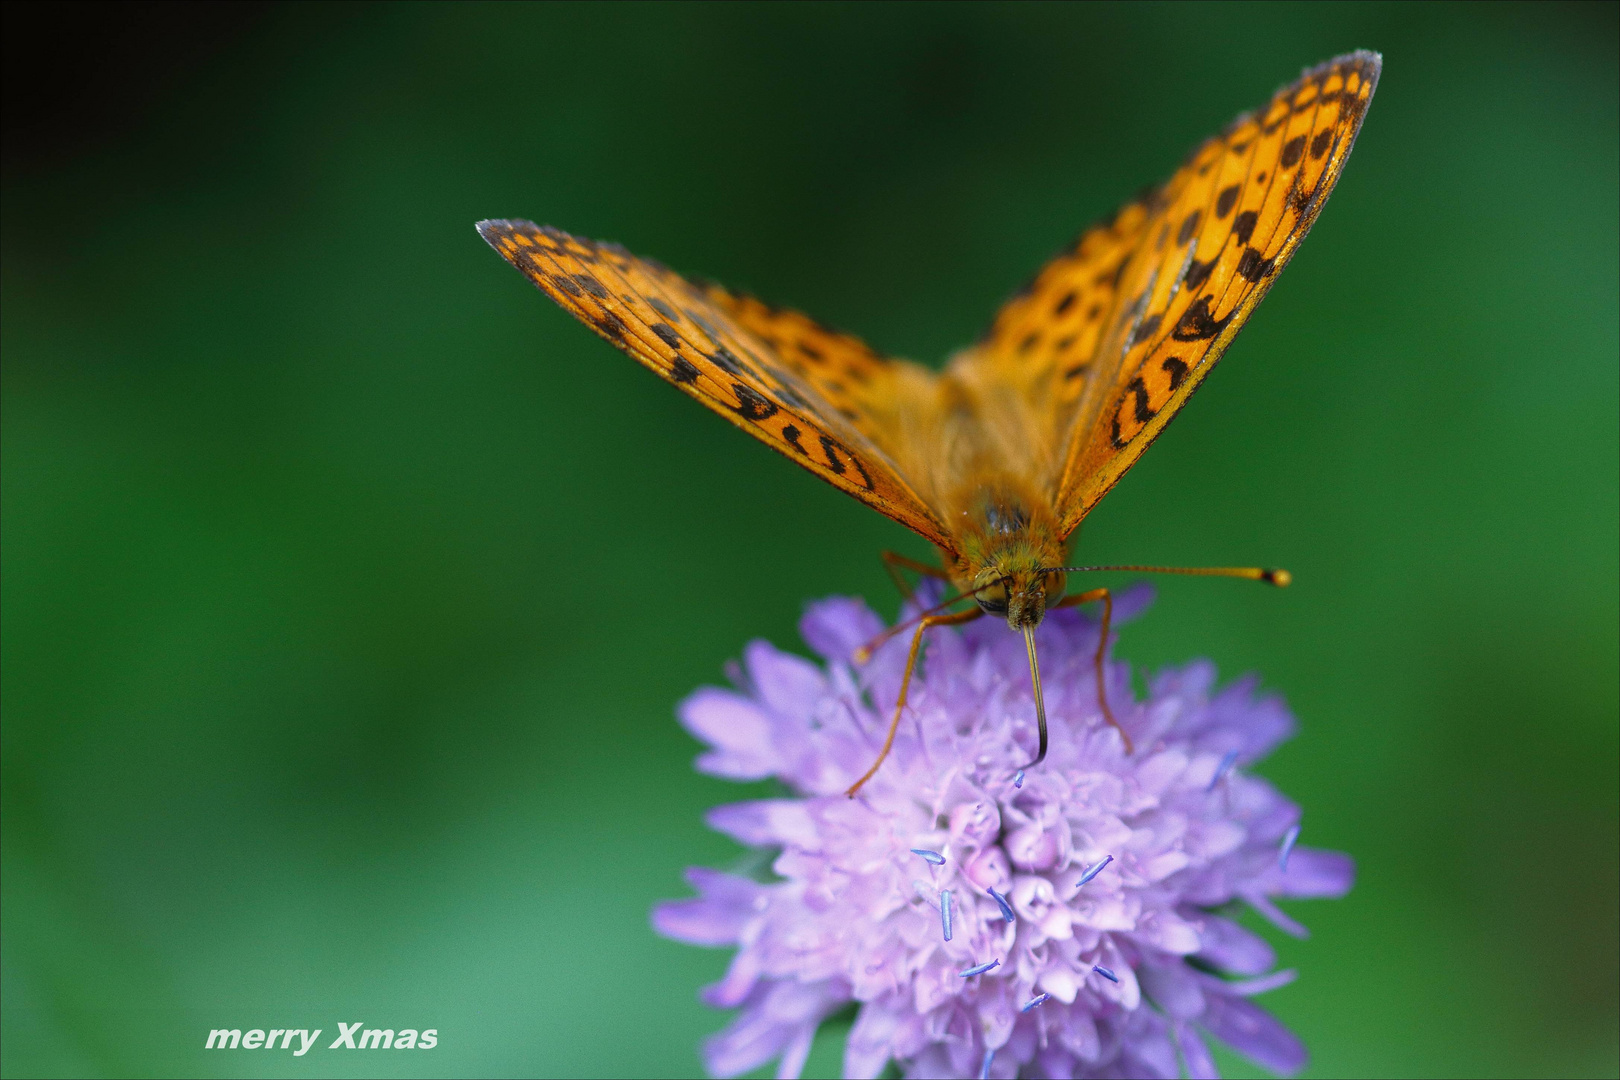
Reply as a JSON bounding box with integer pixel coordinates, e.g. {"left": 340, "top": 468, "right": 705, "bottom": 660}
{"left": 477, "top": 220, "right": 954, "bottom": 548}
{"left": 1050, "top": 52, "right": 1380, "bottom": 533}
{"left": 947, "top": 190, "right": 1158, "bottom": 484}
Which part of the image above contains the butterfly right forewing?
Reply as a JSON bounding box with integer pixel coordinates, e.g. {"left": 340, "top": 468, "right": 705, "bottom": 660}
{"left": 1051, "top": 53, "right": 1381, "bottom": 533}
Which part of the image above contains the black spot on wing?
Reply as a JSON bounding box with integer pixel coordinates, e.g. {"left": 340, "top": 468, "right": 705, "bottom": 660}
{"left": 596, "top": 312, "right": 626, "bottom": 340}
{"left": 1184, "top": 258, "right": 1216, "bottom": 290}
{"left": 1053, "top": 290, "right": 1077, "bottom": 315}
{"left": 797, "top": 341, "right": 824, "bottom": 361}
{"left": 1171, "top": 296, "right": 1233, "bottom": 342}
{"left": 1063, "top": 361, "right": 1091, "bottom": 381}
{"left": 1216, "top": 185, "right": 1240, "bottom": 218}
{"left": 781, "top": 424, "right": 807, "bottom": 454}
{"left": 1310, "top": 128, "right": 1333, "bottom": 159}
{"left": 708, "top": 344, "right": 745, "bottom": 376}
{"left": 1280, "top": 135, "right": 1307, "bottom": 169}
{"left": 1236, "top": 247, "right": 1276, "bottom": 282}
{"left": 730, "top": 384, "right": 779, "bottom": 421}
{"left": 651, "top": 323, "right": 682, "bottom": 350}
{"left": 669, "top": 356, "right": 699, "bottom": 383}
{"left": 1233, "top": 210, "right": 1258, "bottom": 245}
{"left": 819, "top": 435, "right": 872, "bottom": 490}
{"left": 1161, "top": 356, "right": 1189, "bottom": 391}
{"left": 572, "top": 274, "right": 609, "bottom": 299}
{"left": 1177, "top": 211, "right": 1201, "bottom": 246}
{"left": 1127, "top": 376, "right": 1155, "bottom": 423}
{"left": 1019, "top": 332, "right": 1040, "bottom": 354}
{"left": 1129, "top": 313, "right": 1162, "bottom": 347}
{"left": 648, "top": 297, "right": 680, "bottom": 322}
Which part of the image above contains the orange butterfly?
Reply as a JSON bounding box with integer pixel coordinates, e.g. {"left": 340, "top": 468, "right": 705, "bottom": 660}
{"left": 480, "top": 52, "right": 1379, "bottom": 794}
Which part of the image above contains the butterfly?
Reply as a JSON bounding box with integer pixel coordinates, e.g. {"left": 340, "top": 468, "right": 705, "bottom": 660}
{"left": 479, "top": 51, "right": 1379, "bottom": 795}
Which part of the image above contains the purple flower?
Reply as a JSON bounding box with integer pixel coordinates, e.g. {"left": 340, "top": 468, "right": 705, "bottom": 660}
{"left": 653, "top": 588, "right": 1352, "bottom": 1079}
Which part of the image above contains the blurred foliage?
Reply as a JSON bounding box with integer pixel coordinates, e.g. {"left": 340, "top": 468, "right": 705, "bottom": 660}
{"left": 2, "top": 3, "right": 1616, "bottom": 1077}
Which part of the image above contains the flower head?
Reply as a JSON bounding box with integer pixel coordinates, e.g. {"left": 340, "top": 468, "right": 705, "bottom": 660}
{"left": 653, "top": 588, "right": 1352, "bottom": 1079}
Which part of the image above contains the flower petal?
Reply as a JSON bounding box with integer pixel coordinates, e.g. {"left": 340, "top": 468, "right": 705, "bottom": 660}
{"left": 1273, "top": 847, "right": 1355, "bottom": 898}
{"left": 799, "top": 596, "right": 883, "bottom": 662}
{"left": 1176, "top": 1022, "right": 1220, "bottom": 1079}
{"left": 1192, "top": 913, "right": 1276, "bottom": 976}
{"left": 679, "top": 688, "right": 781, "bottom": 779}
{"left": 745, "top": 640, "right": 827, "bottom": 722}
{"left": 1200, "top": 992, "right": 1307, "bottom": 1076}
{"left": 650, "top": 868, "right": 762, "bottom": 947}
{"left": 705, "top": 800, "right": 820, "bottom": 850}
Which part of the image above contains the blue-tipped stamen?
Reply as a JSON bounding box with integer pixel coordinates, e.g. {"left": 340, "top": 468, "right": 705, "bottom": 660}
{"left": 1013, "top": 769, "right": 1025, "bottom": 789}
{"left": 959, "top": 958, "right": 1000, "bottom": 978}
{"left": 941, "top": 889, "right": 953, "bottom": 941}
{"left": 988, "top": 886, "right": 1016, "bottom": 923}
{"left": 1207, "top": 750, "right": 1238, "bottom": 791}
{"left": 1075, "top": 855, "right": 1113, "bottom": 889}
{"left": 1280, "top": 824, "right": 1301, "bottom": 872}
{"left": 911, "top": 848, "right": 946, "bottom": 865}
{"left": 1093, "top": 964, "right": 1119, "bottom": 983}
{"left": 1019, "top": 992, "right": 1051, "bottom": 1013}
{"left": 979, "top": 1048, "right": 994, "bottom": 1080}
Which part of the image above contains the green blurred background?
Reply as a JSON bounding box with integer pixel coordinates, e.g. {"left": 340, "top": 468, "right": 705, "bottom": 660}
{"left": 3, "top": 3, "right": 1615, "bottom": 1077}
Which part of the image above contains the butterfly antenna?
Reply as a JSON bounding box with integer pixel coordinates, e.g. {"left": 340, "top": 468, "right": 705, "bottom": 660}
{"left": 1022, "top": 624, "right": 1048, "bottom": 770}
{"left": 1045, "top": 565, "right": 1292, "bottom": 586}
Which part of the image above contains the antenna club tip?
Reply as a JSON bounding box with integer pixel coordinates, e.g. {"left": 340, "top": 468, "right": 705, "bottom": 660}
{"left": 1262, "top": 568, "right": 1292, "bottom": 587}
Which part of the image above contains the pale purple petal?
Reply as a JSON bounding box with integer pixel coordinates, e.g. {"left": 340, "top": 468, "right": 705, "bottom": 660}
{"left": 650, "top": 868, "right": 761, "bottom": 947}
{"left": 798, "top": 596, "right": 882, "bottom": 662}
{"left": 1245, "top": 891, "right": 1312, "bottom": 939}
{"left": 1176, "top": 1022, "right": 1220, "bottom": 1079}
{"left": 1271, "top": 847, "right": 1356, "bottom": 898}
{"left": 1192, "top": 912, "right": 1277, "bottom": 975}
{"left": 679, "top": 688, "right": 781, "bottom": 779}
{"left": 744, "top": 640, "right": 826, "bottom": 722}
{"left": 1200, "top": 992, "right": 1308, "bottom": 1075}
{"left": 705, "top": 800, "right": 820, "bottom": 850}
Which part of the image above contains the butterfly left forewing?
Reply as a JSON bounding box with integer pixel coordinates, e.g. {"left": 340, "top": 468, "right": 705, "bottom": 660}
{"left": 479, "top": 220, "right": 954, "bottom": 548}
{"left": 1051, "top": 52, "right": 1381, "bottom": 533}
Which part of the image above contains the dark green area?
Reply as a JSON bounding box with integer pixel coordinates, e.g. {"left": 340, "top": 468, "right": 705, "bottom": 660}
{"left": 3, "top": 3, "right": 1616, "bottom": 1077}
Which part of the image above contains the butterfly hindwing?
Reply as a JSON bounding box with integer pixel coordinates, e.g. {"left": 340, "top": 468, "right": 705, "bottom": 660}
{"left": 956, "top": 197, "right": 1157, "bottom": 460}
{"left": 478, "top": 221, "right": 953, "bottom": 547}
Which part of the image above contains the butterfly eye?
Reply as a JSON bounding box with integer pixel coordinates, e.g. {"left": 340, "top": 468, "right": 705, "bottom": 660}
{"left": 975, "top": 582, "right": 1009, "bottom": 615}
{"left": 1042, "top": 571, "right": 1067, "bottom": 606}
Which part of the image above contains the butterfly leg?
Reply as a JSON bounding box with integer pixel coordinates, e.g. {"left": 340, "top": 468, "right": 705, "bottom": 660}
{"left": 845, "top": 606, "right": 982, "bottom": 797}
{"left": 1053, "top": 587, "right": 1134, "bottom": 754}
{"left": 880, "top": 550, "right": 951, "bottom": 599}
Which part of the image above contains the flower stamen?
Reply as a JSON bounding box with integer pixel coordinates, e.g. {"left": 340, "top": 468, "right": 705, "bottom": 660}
{"left": 1093, "top": 964, "right": 1120, "bottom": 983}
{"left": 1020, "top": 993, "right": 1051, "bottom": 1012}
{"left": 987, "top": 887, "right": 1015, "bottom": 923}
{"left": 1280, "top": 824, "right": 1301, "bottom": 871}
{"left": 1075, "top": 855, "right": 1113, "bottom": 889}
{"left": 911, "top": 848, "right": 946, "bottom": 865}
{"left": 941, "top": 889, "right": 953, "bottom": 941}
{"left": 959, "top": 958, "right": 1000, "bottom": 977}
{"left": 1208, "top": 749, "right": 1238, "bottom": 790}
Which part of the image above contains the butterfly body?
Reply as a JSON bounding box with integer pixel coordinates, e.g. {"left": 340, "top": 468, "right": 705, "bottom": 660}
{"left": 479, "top": 51, "right": 1380, "bottom": 787}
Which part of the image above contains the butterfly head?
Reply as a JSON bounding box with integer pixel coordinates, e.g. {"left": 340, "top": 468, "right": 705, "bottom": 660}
{"left": 971, "top": 564, "right": 1067, "bottom": 630}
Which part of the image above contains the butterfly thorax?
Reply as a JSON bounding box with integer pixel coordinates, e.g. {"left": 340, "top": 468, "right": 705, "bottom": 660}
{"left": 944, "top": 480, "right": 1069, "bottom": 630}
